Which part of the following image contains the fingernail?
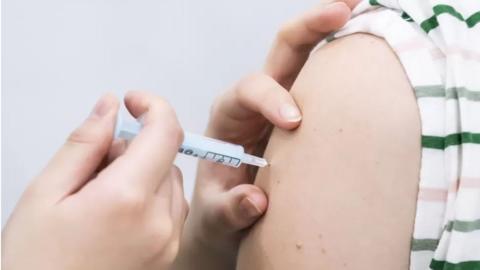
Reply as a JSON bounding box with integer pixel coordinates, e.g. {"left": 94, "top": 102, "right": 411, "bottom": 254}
{"left": 90, "top": 94, "right": 113, "bottom": 118}
{"left": 239, "top": 197, "right": 262, "bottom": 218}
{"left": 279, "top": 104, "right": 302, "bottom": 122}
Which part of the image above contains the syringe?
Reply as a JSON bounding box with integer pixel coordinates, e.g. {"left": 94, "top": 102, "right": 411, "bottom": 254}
{"left": 114, "top": 116, "right": 268, "bottom": 168}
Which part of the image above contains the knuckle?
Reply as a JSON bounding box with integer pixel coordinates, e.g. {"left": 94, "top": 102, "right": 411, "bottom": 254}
{"left": 153, "top": 238, "right": 180, "bottom": 266}
{"left": 237, "top": 73, "right": 265, "bottom": 91}
{"left": 152, "top": 95, "right": 171, "bottom": 110}
{"left": 159, "top": 106, "right": 183, "bottom": 143}
{"left": 110, "top": 188, "right": 146, "bottom": 211}
{"left": 67, "top": 125, "right": 95, "bottom": 146}
{"left": 149, "top": 96, "right": 174, "bottom": 119}
{"left": 160, "top": 121, "right": 183, "bottom": 147}
{"left": 277, "top": 20, "right": 296, "bottom": 42}
{"left": 66, "top": 120, "right": 110, "bottom": 147}
{"left": 149, "top": 98, "right": 184, "bottom": 146}
{"left": 163, "top": 239, "right": 180, "bottom": 263}
{"left": 146, "top": 224, "right": 177, "bottom": 264}
{"left": 235, "top": 73, "right": 267, "bottom": 101}
{"left": 150, "top": 95, "right": 176, "bottom": 117}
{"left": 150, "top": 219, "right": 174, "bottom": 246}
{"left": 160, "top": 220, "right": 175, "bottom": 240}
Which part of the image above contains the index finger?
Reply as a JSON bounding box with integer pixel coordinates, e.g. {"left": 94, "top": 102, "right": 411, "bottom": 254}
{"left": 104, "top": 91, "right": 184, "bottom": 193}
{"left": 264, "top": 1, "right": 351, "bottom": 88}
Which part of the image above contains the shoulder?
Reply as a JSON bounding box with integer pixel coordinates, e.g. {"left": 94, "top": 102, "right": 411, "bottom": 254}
{"left": 237, "top": 35, "right": 421, "bottom": 269}
{"left": 238, "top": 34, "right": 423, "bottom": 270}
{"left": 291, "top": 33, "right": 420, "bottom": 150}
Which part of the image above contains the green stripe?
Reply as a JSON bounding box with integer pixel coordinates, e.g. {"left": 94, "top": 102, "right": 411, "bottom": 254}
{"left": 430, "top": 260, "right": 480, "bottom": 270}
{"left": 445, "top": 219, "right": 480, "bottom": 233}
{"left": 415, "top": 85, "right": 446, "bottom": 98}
{"left": 420, "top": 4, "right": 480, "bottom": 33}
{"left": 369, "top": 0, "right": 380, "bottom": 6}
{"left": 449, "top": 88, "right": 480, "bottom": 101}
{"left": 411, "top": 238, "right": 439, "bottom": 251}
{"left": 421, "top": 16, "right": 439, "bottom": 33}
{"left": 422, "top": 133, "right": 480, "bottom": 150}
{"left": 433, "top": 5, "right": 464, "bottom": 21}
{"left": 466, "top": 11, "right": 480, "bottom": 28}
{"left": 414, "top": 86, "right": 480, "bottom": 101}
{"left": 401, "top": 12, "right": 414, "bottom": 22}
{"left": 325, "top": 34, "right": 336, "bottom": 43}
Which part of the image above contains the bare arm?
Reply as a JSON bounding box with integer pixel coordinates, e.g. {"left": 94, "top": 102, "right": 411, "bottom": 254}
{"left": 237, "top": 33, "right": 422, "bottom": 270}
{"left": 171, "top": 3, "right": 354, "bottom": 270}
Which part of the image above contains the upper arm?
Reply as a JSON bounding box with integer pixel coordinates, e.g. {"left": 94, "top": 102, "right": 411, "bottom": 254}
{"left": 237, "top": 34, "right": 421, "bottom": 270}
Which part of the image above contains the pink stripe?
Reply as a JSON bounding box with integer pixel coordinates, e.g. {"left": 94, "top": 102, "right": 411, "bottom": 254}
{"left": 418, "top": 188, "right": 448, "bottom": 202}
{"left": 418, "top": 178, "right": 480, "bottom": 202}
{"left": 392, "top": 38, "right": 480, "bottom": 62}
{"left": 442, "top": 46, "right": 480, "bottom": 62}
{"left": 449, "top": 177, "right": 480, "bottom": 191}
{"left": 429, "top": 48, "right": 444, "bottom": 59}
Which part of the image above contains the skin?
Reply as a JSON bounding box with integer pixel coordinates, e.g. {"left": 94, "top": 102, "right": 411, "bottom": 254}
{"left": 3, "top": 2, "right": 360, "bottom": 269}
{"left": 172, "top": 2, "right": 356, "bottom": 270}
{"left": 2, "top": 92, "right": 189, "bottom": 270}
{"left": 236, "top": 33, "right": 422, "bottom": 269}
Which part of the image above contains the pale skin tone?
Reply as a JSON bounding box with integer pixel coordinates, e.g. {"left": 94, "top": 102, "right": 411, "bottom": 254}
{"left": 2, "top": 91, "right": 189, "bottom": 270}
{"left": 3, "top": 1, "right": 390, "bottom": 269}
{"left": 237, "top": 33, "right": 422, "bottom": 269}
{"left": 172, "top": 2, "right": 356, "bottom": 270}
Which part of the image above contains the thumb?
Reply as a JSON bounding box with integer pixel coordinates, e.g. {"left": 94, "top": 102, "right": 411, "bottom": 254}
{"left": 33, "top": 93, "right": 119, "bottom": 201}
{"left": 218, "top": 184, "right": 268, "bottom": 232}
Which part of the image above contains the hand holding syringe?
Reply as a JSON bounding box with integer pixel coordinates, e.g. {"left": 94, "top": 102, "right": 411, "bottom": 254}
{"left": 115, "top": 116, "right": 268, "bottom": 168}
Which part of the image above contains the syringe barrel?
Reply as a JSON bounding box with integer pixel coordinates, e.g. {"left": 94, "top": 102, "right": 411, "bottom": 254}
{"left": 115, "top": 117, "right": 140, "bottom": 140}
{"left": 115, "top": 116, "right": 245, "bottom": 167}
{"left": 181, "top": 133, "right": 244, "bottom": 167}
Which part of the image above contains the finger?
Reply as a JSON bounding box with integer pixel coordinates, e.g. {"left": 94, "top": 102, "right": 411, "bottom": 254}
{"left": 154, "top": 166, "right": 188, "bottom": 255}
{"left": 335, "top": 0, "right": 360, "bottom": 9}
{"left": 103, "top": 91, "right": 183, "bottom": 193}
{"left": 36, "top": 93, "right": 119, "bottom": 200}
{"left": 213, "top": 184, "right": 268, "bottom": 232}
{"left": 236, "top": 74, "right": 302, "bottom": 129}
{"left": 91, "top": 138, "right": 128, "bottom": 177}
{"left": 215, "top": 73, "right": 302, "bottom": 131}
{"left": 107, "top": 138, "right": 128, "bottom": 163}
{"left": 165, "top": 166, "right": 188, "bottom": 241}
{"left": 265, "top": 2, "right": 351, "bottom": 87}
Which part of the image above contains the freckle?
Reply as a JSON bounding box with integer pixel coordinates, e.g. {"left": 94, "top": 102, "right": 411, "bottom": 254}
{"left": 296, "top": 242, "right": 303, "bottom": 250}
{"left": 338, "top": 128, "right": 343, "bottom": 133}
{"left": 321, "top": 248, "right": 327, "bottom": 254}
{"left": 318, "top": 233, "right": 323, "bottom": 239}
{"left": 343, "top": 262, "right": 348, "bottom": 267}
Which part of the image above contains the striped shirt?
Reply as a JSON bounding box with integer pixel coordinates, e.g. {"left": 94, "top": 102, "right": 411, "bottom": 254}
{"left": 317, "top": 1, "right": 480, "bottom": 269}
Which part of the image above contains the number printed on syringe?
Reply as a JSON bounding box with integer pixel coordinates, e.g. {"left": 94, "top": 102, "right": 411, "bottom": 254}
{"left": 205, "top": 152, "right": 241, "bottom": 167}
{"left": 179, "top": 146, "right": 241, "bottom": 167}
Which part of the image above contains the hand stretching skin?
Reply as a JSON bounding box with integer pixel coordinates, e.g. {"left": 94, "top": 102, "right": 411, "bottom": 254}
{"left": 2, "top": 92, "right": 188, "bottom": 270}
{"left": 172, "top": 2, "right": 353, "bottom": 270}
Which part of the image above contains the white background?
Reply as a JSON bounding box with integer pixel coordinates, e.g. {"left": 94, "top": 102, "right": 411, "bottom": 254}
{"left": 2, "top": 0, "right": 318, "bottom": 226}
